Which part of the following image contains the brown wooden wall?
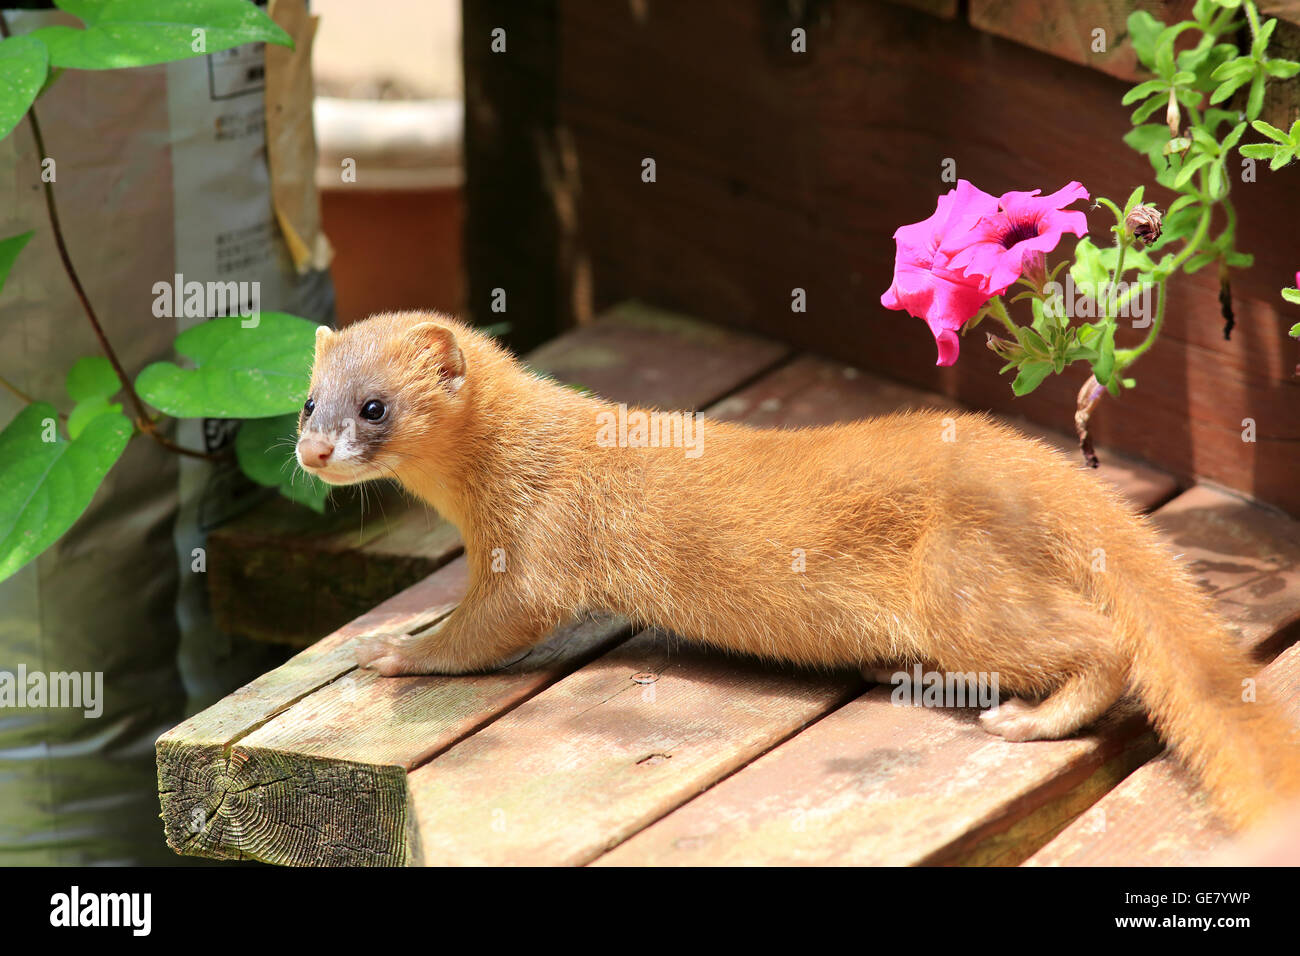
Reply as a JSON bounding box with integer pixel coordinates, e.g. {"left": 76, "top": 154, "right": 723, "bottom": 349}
{"left": 463, "top": 0, "right": 1300, "bottom": 515}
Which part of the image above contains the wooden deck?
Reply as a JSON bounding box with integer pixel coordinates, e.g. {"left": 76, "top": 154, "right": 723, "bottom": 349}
{"left": 156, "top": 304, "right": 1300, "bottom": 866}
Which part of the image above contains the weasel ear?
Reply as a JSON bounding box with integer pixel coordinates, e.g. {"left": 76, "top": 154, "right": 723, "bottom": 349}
{"left": 314, "top": 324, "right": 335, "bottom": 352}
{"left": 409, "top": 322, "right": 466, "bottom": 389}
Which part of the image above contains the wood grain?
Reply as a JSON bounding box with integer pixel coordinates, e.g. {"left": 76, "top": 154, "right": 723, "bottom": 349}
{"left": 405, "top": 631, "right": 862, "bottom": 865}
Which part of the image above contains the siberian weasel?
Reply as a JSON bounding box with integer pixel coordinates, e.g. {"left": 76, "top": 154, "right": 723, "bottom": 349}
{"left": 296, "top": 311, "right": 1299, "bottom": 829}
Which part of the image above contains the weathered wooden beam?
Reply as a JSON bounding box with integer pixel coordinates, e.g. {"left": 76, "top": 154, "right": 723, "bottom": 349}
{"left": 592, "top": 485, "right": 1300, "bottom": 866}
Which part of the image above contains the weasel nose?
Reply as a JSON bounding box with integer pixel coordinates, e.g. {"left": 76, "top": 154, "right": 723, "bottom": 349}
{"left": 298, "top": 437, "right": 334, "bottom": 468}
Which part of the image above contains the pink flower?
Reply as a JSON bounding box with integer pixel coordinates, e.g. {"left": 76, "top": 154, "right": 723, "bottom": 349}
{"left": 941, "top": 182, "right": 1090, "bottom": 295}
{"left": 881, "top": 180, "right": 1000, "bottom": 366}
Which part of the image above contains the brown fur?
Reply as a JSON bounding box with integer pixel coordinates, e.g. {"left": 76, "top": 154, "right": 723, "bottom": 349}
{"left": 298, "top": 311, "right": 1300, "bottom": 829}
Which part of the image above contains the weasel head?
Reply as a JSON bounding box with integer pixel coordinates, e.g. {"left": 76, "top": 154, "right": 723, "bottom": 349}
{"left": 296, "top": 312, "right": 468, "bottom": 487}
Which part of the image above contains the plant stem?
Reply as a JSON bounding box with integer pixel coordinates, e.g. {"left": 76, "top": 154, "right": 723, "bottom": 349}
{"left": 1116, "top": 277, "right": 1168, "bottom": 369}
{"left": 1107, "top": 235, "right": 1129, "bottom": 321}
{"left": 0, "top": 373, "right": 42, "bottom": 408}
{"left": 989, "top": 296, "right": 1017, "bottom": 334}
{"left": 0, "top": 13, "right": 219, "bottom": 461}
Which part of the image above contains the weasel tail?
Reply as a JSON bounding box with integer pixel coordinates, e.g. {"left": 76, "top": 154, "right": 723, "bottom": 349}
{"left": 1099, "top": 547, "right": 1300, "bottom": 828}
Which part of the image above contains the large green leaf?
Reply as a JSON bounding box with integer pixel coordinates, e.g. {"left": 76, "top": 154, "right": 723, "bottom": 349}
{"left": 135, "top": 312, "right": 317, "bottom": 418}
{"left": 65, "top": 354, "right": 120, "bottom": 401}
{"left": 27, "top": 0, "right": 292, "bottom": 71}
{"left": 0, "top": 401, "right": 132, "bottom": 583}
{"left": 235, "top": 413, "right": 328, "bottom": 513}
{"left": 0, "top": 36, "right": 48, "bottom": 141}
{"left": 0, "top": 230, "right": 35, "bottom": 295}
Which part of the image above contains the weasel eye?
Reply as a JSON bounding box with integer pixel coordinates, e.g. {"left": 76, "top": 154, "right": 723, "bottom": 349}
{"left": 360, "top": 399, "right": 386, "bottom": 422}
{"left": 303, "top": 398, "right": 315, "bottom": 417}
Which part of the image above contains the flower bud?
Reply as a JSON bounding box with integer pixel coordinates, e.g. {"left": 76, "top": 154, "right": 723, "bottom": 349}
{"left": 1165, "top": 89, "right": 1180, "bottom": 139}
{"left": 1126, "top": 204, "right": 1163, "bottom": 248}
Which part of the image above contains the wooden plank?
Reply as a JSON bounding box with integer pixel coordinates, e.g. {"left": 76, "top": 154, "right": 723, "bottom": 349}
{"left": 462, "top": 0, "right": 562, "bottom": 350}
{"left": 592, "top": 485, "right": 1300, "bottom": 866}
{"left": 405, "top": 632, "right": 861, "bottom": 865}
{"left": 1025, "top": 640, "right": 1300, "bottom": 866}
{"left": 552, "top": 0, "right": 1300, "bottom": 514}
{"left": 526, "top": 301, "right": 791, "bottom": 409}
{"left": 206, "top": 304, "right": 792, "bottom": 645}
{"left": 970, "top": 1, "right": 1300, "bottom": 97}
{"left": 161, "top": 310, "right": 790, "bottom": 859}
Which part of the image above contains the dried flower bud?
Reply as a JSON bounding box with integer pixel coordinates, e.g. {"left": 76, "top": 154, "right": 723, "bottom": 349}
{"left": 1165, "top": 88, "right": 1180, "bottom": 139}
{"left": 1126, "top": 203, "right": 1163, "bottom": 248}
{"left": 985, "top": 332, "right": 1019, "bottom": 361}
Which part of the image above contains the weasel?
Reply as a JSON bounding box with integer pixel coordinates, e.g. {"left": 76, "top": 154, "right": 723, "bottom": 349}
{"left": 296, "top": 311, "right": 1299, "bottom": 829}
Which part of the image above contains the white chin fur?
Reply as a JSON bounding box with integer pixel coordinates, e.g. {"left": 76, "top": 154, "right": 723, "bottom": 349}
{"left": 298, "top": 458, "right": 381, "bottom": 486}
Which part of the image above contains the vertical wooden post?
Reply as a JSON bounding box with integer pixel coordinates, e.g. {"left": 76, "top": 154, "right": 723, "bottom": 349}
{"left": 462, "top": 1, "right": 562, "bottom": 351}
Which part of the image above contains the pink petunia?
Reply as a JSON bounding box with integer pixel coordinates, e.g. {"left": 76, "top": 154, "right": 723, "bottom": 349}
{"left": 880, "top": 180, "right": 1001, "bottom": 366}
{"left": 941, "top": 182, "right": 1090, "bottom": 295}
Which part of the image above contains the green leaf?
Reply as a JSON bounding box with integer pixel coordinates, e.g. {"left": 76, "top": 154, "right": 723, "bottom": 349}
{"left": 1210, "top": 58, "right": 1255, "bottom": 81}
{"left": 66, "top": 396, "right": 122, "bottom": 439}
{"left": 0, "top": 36, "right": 48, "bottom": 141}
{"left": 1173, "top": 152, "right": 1212, "bottom": 187}
{"left": 1131, "top": 94, "right": 1169, "bottom": 125}
{"left": 1070, "top": 237, "right": 1110, "bottom": 294}
{"left": 1221, "top": 120, "right": 1248, "bottom": 152}
{"left": 1239, "top": 142, "right": 1279, "bottom": 159}
{"left": 1282, "top": 288, "right": 1300, "bottom": 306}
{"left": 1121, "top": 185, "right": 1145, "bottom": 218}
{"left": 1165, "top": 194, "right": 1198, "bottom": 218}
{"left": 234, "top": 413, "right": 328, "bottom": 513}
{"left": 1011, "top": 361, "right": 1052, "bottom": 397}
{"left": 1124, "top": 123, "right": 1171, "bottom": 161}
{"left": 1092, "top": 324, "right": 1117, "bottom": 386}
{"left": 64, "top": 354, "right": 120, "bottom": 402}
{"left": 1128, "top": 11, "right": 1165, "bottom": 69}
{"left": 1265, "top": 58, "right": 1300, "bottom": 79}
{"left": 1209, "top": 72, "right": 1251, "bottom": 104}
{"left": 28, "top": 0, "right": 292, "bottom": 71}
{"left": 1123, "top": 79, "right": 1168, "bottom": 105}
{"left": 1246, "top": 72, "right": 1266, "bottom": 119}
{"left": 1252, "top": 119, "right": 1291, "bottom": 143}
{"left": 0, "top": 401, "right": 131, "bottom": 583}
{"left": 135, "top": 312, "right": 318, "bottom": 418}
{"left": 0, "top": 230, "right": 35, "bottom": 296}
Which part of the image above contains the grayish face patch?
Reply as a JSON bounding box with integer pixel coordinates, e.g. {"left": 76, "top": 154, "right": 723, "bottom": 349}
{"left": 296, "top": 363, "right": 397, "bottom": 485}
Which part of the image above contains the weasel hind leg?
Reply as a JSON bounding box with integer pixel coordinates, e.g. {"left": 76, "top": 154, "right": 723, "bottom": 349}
{"left": 980, "top": 665, "right": 1125, "bottom": 742}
